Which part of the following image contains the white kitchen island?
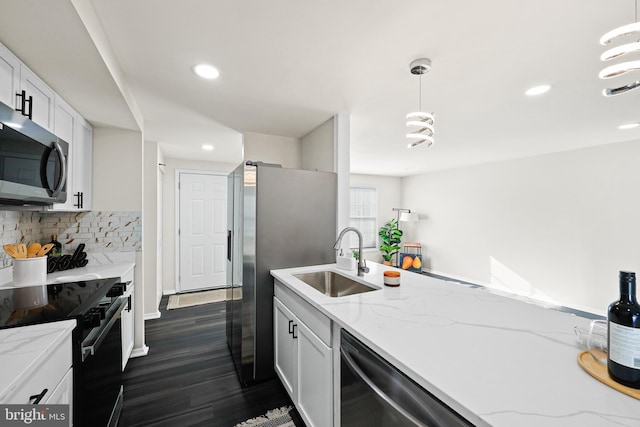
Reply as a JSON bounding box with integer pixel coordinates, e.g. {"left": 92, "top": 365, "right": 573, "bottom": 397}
{"left": 271, "top": 262, "right": 640, "bottom": 427}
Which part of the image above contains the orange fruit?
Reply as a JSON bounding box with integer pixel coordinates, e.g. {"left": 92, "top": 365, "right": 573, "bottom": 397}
{"left": 412, "top": 256, "right": 422, "bottom": 269}
{"left": 401, "top": 256, "right": 413, "bottom": 269}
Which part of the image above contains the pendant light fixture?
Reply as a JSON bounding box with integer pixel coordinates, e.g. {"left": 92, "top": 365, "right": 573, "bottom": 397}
{"left": 599, "top": 0, "right": 640, "bottom": 96}
{"left": 406, "top": 58, "right": 435, "bottom": 148}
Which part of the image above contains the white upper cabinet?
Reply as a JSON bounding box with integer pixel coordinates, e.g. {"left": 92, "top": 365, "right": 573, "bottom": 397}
{"left": 50, "top": 96, "right": 76, "bottom": 211}
{"left": 0, "top": 40, "right": 95, "bottom": 212}
{"left": 74, "top": 115, "right": 93, "bottom": 211}
{"left": 0, "top": 40, "right": 56, "bottom": 132}
{"left": 0, "top": 43, "right": 20, "bottom": 109}
{"left": 0, "top": 41, "right": 55, "bottom": 131}
{"left": 49, "top": 97, "right": 93, "bottom": 212}
{"left": 19, "top": 66, "right": 55, "bottom": 132}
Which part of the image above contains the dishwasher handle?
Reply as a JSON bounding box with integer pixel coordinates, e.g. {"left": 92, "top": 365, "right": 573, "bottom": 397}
{"left": 341, "top": 343, "right": 432, "bottom": 427}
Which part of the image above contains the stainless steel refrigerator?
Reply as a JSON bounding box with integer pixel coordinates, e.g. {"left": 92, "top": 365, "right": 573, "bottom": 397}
{"left": 226, "top": 161, "right": 337, "bottom": 385}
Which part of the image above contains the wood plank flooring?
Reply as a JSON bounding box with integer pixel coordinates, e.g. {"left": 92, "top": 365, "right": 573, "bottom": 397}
{"left": 119, "top": 296, "right": 304, "bottom": 427}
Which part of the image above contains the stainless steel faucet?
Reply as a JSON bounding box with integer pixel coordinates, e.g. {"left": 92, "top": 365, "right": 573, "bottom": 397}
{"left": 334, "top": 227, "right": 369, "bottom": 276}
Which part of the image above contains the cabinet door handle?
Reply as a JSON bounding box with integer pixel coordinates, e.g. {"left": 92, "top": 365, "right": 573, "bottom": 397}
{"left": 292, "top": 324, "right": 297, "bottom": 339}
{"left": 15, "top": 90, "right": 33, "bottom": 119}
{"left": 29, "top": 388, "right": 48, "bottom": 404}
{"left": 74, "top": 192, "right": 84, "bottom": 209}
{"left": 15, "top": 90, "right": 26, "bottom": 115}
{"left": 288, "top": 320, "right": 294, "bottom": 334}
{"left": 25, "top": 94, "right": 33, "bottom": 119}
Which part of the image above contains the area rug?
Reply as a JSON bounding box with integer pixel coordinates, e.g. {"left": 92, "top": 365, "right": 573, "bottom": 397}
{"left": 234, "top": 406, "right": 294, "bottom": 427}
{"left": 166, "top": 289, "right": 226, "bottom": 310}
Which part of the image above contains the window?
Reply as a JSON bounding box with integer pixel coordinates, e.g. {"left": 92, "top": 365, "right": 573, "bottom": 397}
{"left": 349, "top": 187, "right": 377, "bottom": 249}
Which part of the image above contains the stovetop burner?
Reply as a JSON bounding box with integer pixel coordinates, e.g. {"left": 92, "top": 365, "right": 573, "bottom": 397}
{"left": 0, "top": 277, "right": 122, "bottom": 330}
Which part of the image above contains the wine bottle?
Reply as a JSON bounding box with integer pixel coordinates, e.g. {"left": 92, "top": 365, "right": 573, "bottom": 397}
{"left": 49, "top": 234, "right": 62, "bottom": 257}
{"left": 607, "top": 271, "right": 640, "bottom": 388}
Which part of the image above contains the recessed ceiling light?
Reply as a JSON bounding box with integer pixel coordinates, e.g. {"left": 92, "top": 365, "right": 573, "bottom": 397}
{"left": 193, "top": 64, "right": 219, "bottom": 79}
{"left": 202, "top": 144, "right": 214, "bottom": 151}
{"left": 618, "top": 122, "right": 640, "bottom": 130}
{"left": 525, "top": 84, "right": 552, "bottom": 96}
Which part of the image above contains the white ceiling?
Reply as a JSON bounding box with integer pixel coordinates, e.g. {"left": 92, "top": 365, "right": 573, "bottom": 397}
{"left": 0, "top": 0, "right": 638, "bottom": 176}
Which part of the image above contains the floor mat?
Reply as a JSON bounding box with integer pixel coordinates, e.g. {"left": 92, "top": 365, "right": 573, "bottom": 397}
{"left": 234, "top": 406, "right": 294, "bottom": 427}
{"left": 166, "top": 289, "right": 226, "bottom": 310}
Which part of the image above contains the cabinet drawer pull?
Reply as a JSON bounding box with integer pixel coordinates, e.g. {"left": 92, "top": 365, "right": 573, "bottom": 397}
{"left": 29, "top": 388, "right": 48, "bottom": 404}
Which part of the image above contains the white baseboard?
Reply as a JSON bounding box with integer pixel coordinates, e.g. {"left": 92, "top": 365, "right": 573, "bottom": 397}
{"left": 163, "top": 289, "right": 176, "bottom": 296}
{"left": 130, "top": 345, "right": 149, "bottom": 358}
{"left": 144, "top": 311, "right": 161, "bottom": 320}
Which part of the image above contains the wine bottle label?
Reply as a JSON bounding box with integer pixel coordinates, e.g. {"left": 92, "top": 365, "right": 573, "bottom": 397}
{"left": 609, "top": 321, "right": 640, "bottom": 369}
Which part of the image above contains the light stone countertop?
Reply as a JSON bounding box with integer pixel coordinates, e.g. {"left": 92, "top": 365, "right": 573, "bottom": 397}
{"left": 0, "top": 252, "right": 135, "bottom": 288}
{"left": 271, "top": 262, "right": 640, "bottom": 427}
{"left": 0, "top": 320, "right": 76, "bottom": 402}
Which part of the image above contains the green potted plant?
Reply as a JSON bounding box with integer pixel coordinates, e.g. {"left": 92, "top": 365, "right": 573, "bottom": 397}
{"left": 379, "top": 219, "right": 403, "bottom": 266}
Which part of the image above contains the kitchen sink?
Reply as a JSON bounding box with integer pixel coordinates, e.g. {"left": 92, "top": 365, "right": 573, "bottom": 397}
{"left": 293, "top": 270, "right": 377, "bottom": 297}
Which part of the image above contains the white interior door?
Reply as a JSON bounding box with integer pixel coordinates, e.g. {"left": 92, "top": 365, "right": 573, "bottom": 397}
{"left": 178, "top": 172, "right": 227, "bottom": 292}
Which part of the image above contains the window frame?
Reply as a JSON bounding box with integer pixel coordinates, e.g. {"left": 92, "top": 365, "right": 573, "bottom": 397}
{"left": 349, "top": 186, "right": 378, "bottom": 250}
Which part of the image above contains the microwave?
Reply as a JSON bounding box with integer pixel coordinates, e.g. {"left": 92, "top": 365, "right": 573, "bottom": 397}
{"left": 0, "top": 101, "right": 68, "bottom": 206}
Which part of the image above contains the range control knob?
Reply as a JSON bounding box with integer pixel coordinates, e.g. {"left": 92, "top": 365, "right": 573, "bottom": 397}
{"left": 82, "top": 310, "right": 101, "bottom": 329}
{"left": 106, "top": 282, "right": 126, "bottom": 297}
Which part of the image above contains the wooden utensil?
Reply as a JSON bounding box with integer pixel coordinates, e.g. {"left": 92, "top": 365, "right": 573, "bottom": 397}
{"left": 36, "top": 243, "right": 54, "bottom": 257}
{"left": 3, "top": 244, "right": 19, "bottom": 259}
{"left": 27, "top": 243, "right": 41, "bottom": 258}
{"left": 15, "top": 244, "right": 27, "bottom": 259}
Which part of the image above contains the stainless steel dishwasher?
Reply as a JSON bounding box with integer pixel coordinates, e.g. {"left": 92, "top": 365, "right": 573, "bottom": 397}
{"left": 340, "top": 329, "right": 474, "bottom": 427}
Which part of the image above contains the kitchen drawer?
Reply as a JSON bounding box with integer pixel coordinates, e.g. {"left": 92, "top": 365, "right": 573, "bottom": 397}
{"left": 7, "top": 334, "right": 72, "bottom": 404}
{"left": 275, "top": 280, "right": 331, "bottom": 346}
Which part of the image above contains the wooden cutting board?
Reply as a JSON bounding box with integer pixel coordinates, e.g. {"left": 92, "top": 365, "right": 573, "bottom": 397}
{"left": 577, "top": 350, "right": 640, "bottom": 400}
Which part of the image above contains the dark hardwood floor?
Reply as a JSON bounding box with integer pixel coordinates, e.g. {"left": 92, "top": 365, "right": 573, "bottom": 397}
{"left": 119, "top": 296, "right": 304, "bottom": 427}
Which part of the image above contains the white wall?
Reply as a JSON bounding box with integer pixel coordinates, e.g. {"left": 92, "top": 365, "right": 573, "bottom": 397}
{"left": 161, "top": 157, "right": 238, "bottom": 295}
{"left": 92, "top": 126, "right": 146, "bottom": 352}
{"left": 92, "top": 128, "right": 143, "bottom": 211}
{"left": 243, "top": 132, "right": 301, "bottom": 168}
{"left": 334, "top": 114, "right": 351, "bottom": 240}
{"left": 301, "top": 117, "right": 334, "bottom": 172}
{"left": 143, "top": 140, "right": 159, "bottom": 317}
{"left": 350, "top": 174, "right": 403, "bottom": 262}
{"left": 402, "top": 139, "right": 640, "bottom": 314}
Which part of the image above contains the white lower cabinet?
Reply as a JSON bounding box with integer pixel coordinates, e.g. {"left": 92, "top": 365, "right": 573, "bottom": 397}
{"left": 296, "top": 319, "right": 333, "bottom": 427}
{"left": 274, "top": 298, "right": 297, "bottom": 396}
{"left": 274, "top": 281, "right": 333, "bottom": 427}
{"left": 121, "top": 271, "right": 135, "bottom": 370}
{"left": 7, "top": 334, "right": 72, "bottom": 405}
{"left": 121, "top": 287, "right": 135, "bottom": 370}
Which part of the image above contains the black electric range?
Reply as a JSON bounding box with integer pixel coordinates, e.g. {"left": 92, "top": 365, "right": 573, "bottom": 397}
{"left": 0, "top": 277, "right": 128, "bottom": 427}
{"left": 0, "top": 278, "right": 123, "bottom": 333}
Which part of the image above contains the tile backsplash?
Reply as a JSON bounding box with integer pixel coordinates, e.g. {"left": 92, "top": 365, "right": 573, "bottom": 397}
{"left": 0, "top": 211, "right": 142, "bottom": 268}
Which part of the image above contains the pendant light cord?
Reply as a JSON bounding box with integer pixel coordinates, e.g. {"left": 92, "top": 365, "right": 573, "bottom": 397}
{"left": 419, "top": 74, "right": 422, "bottom": 112}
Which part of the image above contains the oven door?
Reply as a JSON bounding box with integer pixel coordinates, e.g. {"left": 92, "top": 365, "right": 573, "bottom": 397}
{"left": 340, "top": 330, "right": 473, "bottom": 427}
{"left": 77, "top": 297, "right": 126, "bottom": 427}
